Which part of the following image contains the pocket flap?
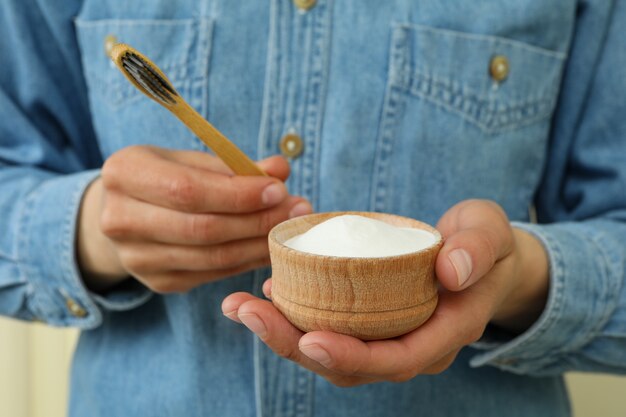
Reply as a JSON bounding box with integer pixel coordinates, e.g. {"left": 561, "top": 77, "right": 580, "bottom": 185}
{"left": 74, "top": 18, "right": 212, "bottom": 106}
{"left": 389, "top": 23, "right": 567, "bottom": 133}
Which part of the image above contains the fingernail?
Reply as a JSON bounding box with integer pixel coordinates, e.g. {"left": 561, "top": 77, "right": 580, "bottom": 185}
{"left": 223, "top": 310, "right": 242, "bottom": 323}
{"left": 238, "top": 313, "right": 267, "bottom": 338}
{"left": 262, "top": 183, "right": 286, "bottom": 206}
{"left": 289, "top": 202, "right": 312, "bottom": 218}
{"left": 300, "top": 343, "right": 332, "bottom": 367}
{"left": 449, "top": 249, "right": 473, "bottom": 287}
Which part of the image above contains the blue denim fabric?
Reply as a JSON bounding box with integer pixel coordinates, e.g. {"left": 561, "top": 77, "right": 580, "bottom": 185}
{"left": 1, "top": 0, "right": 625, "bottom": 416}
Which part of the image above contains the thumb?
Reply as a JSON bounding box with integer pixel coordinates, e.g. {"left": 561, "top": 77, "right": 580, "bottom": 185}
{"left": 435, "top": 200, "right": 514, "bottom": 291}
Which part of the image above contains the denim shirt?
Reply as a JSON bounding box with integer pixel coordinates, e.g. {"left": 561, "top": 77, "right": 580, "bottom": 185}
{"left": 1, "top": 1, "right": 625, "bottom": 416}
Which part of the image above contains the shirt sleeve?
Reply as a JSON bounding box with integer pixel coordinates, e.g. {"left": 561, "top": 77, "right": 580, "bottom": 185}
{"left": 0, "top": 1, "right": 151, "bottom": 329}
{"left": 471, "top": 0, "right": 626, "bottom": 376}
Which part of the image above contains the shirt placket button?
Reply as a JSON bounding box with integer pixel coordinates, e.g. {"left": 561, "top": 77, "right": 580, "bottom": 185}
{"left": 293, "top": 0, "right": 317, "bottom": 11}
{"left": 279, "top": 133, "right": 304, "bottom": 159}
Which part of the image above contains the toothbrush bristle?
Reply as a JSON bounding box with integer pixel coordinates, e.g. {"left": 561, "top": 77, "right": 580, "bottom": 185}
{"left": 121, "top": 52, "right": 178, "bottom": 105}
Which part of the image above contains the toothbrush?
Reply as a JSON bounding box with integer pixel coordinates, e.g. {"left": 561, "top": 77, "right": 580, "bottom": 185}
{"left": 108, "top": 43, "right": 267, "bottom": 177}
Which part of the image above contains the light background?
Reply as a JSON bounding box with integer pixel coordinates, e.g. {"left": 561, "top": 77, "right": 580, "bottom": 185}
{"left": 0, "top": 317, "right": 624, "bottom": 417}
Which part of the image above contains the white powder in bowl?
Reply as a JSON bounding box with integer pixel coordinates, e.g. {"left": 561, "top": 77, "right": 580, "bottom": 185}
{"left": 283, "top": 214, "right": 436, "bottom": 258}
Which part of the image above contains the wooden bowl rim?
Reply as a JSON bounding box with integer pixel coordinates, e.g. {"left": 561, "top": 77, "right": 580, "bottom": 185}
{"left": 269, "top": 211, "right": 443, "bottom": 261}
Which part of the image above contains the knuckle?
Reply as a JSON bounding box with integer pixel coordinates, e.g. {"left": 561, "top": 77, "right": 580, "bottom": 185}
{"left": 474, "top": 232, "right": 497, "bottom": 265}
{"left": 327, "top": 376, "right": 360, "bottom": 388}
{"left": 100, "top": 210, "right": 128, "bottom": 239}
{"left": 401, "top": 359, "right": 427, "bottom": 380}
{"left": 465, "top": 323, "right": 486, "bottom": 345}
{"left": 388, "top": 370, "right": 416, "bottom": 383}
{"left": 424, "top": 360, "right": 453, "bottom": 375}
{"left": 464, "top": 198, "right": 502, "bottom": 215}
{"left": 98, "top": 197, "right": 135, "bottom": 239}
{"left": 99, "top": 192, "right": 134, "bottom": 239}
{"left": 424, "top": 353, "right": 459, "bottom": 375}
{"left": 119, "top": 251, "right": 148, "bottom": 274}
{"left": 147, "top": 280, "right": 176, "bottom": 294}
{"left": 209, "top": 247, "right": 235, "bottom": 269}
{"left": 101, "top": 157, "right": 123, "bottom": 190}
{"left": 146, "top": 276, "right": 184, "bottom": 294}
{"left": 258, "top": 210, "right": 281, "bottom": 235}
{"left": 457, "top": 198, "right": 484, "bottom": 214}
{"left": 339, "top": 354, "right": 368, "bottom": 376}
{"left": 122, "top": 144, "right": 151, "bottom": 160}
{"left": 485, "top": 200, "right": 508, "bottom": 220}
{"left": 101, "top": 146, "right": 145, "bottom": 189}
{"left": 99, "top": 210, "right": 116, "bottom": 236}
{"left": 166, "top": 175, "right": 198, "bottom": 211}
{"left": 424, "top": 366, "right": 446, "bottom": 375}
{"left": 230, "top": 181, "right": 259, "bottom": 211}
{"left": 123, "top": 144, "right": 145, "bottom": 154}
{"left": 188, "top": 214, "right": 218, "bottom": 243}
{"left": 272, "top": 345, "right": 301, "bottom": 362}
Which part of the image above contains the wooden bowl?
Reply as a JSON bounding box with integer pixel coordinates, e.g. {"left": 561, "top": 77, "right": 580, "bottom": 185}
{"left": 268, "top": 211, "right": 443, "bottom": 340}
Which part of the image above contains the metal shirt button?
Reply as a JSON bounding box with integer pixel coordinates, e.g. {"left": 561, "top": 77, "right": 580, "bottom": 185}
{"left": 65, "top": 297, "right": 88, "bottom": 318}
{"left": 294, "top": 0, "right": 317, "bottom": 11}
{"left": 279, "top": 133, "right": 304, "bottom": 159}
{"left": 104, "top": 34, "right": 117, "bottom": 56}
{"left": 489, "top": 55, "right": 509, "bottom": 82}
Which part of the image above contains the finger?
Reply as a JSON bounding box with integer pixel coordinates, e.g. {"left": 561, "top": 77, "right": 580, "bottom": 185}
{"left": 298, "top": 331, "right": 413, "bottom": 380}
{"left": 435, "top": 199, "right": 514, "bottom": 290}
{"left": 138, "top": 257, "right": 271, "bottom": 293}
{"left": 262, "top": 278, "right": 272, "bottom": 299}
{"left": 221, "top": 291, "right": 258, "bottom": 323}
{"left": 164, "top": 150, "right": 290, "bottom": 181}
{"left": 257, "top": 155, "right": 291, "bottom": 182}
{"left": 115, "top": 236, "right": 269, "bottom": 273}
{"left": 226, "top": 295, "right": 371, "bottom": 385}
{"left": 152, "top": 147, "right": 235, "bottom": 175}
{"left": 221, "top": 293, "right": 392, "bottom": 387}
{"left": 421, "top": 349, "right": 461, "bottom": 375}
{"left": 101, "top": 192, "right": 312, "bottom": 245}
{"left": 435, "top": 199, "right": 508, "bottom": 238}
{"left": 299, "top": 290, "right": 486, "bottom": 380}
{"left": 102, "top": 146, "right": 289, "bottom": 213}
{"left": 224, "top": 295, "right": 321, "bottom": 368}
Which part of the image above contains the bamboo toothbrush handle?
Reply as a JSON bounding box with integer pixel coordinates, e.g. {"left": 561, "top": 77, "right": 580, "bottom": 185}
{"left": 109, "top": 42, "right": 265, "bottom": 176}
{"left": 173, "top": 100, "right": 267, "bottom": 176}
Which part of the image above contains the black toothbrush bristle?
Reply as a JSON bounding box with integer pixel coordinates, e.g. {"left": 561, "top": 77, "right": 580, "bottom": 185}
{"left": 121, "top": 52, "right": 178, "bottom": 105}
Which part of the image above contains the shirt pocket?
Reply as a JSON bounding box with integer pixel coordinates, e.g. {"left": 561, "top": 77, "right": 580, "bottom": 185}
{"left": 74, "top": 18, "right": 213, "bottom": 156}
{"left": 371, "top": 23, "right": 567, "bottom": 220}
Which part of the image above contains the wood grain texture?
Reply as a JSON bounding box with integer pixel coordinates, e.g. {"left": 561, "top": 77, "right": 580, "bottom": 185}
{"left": 269, "top": 212, "right": 443, "bottom": 340}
